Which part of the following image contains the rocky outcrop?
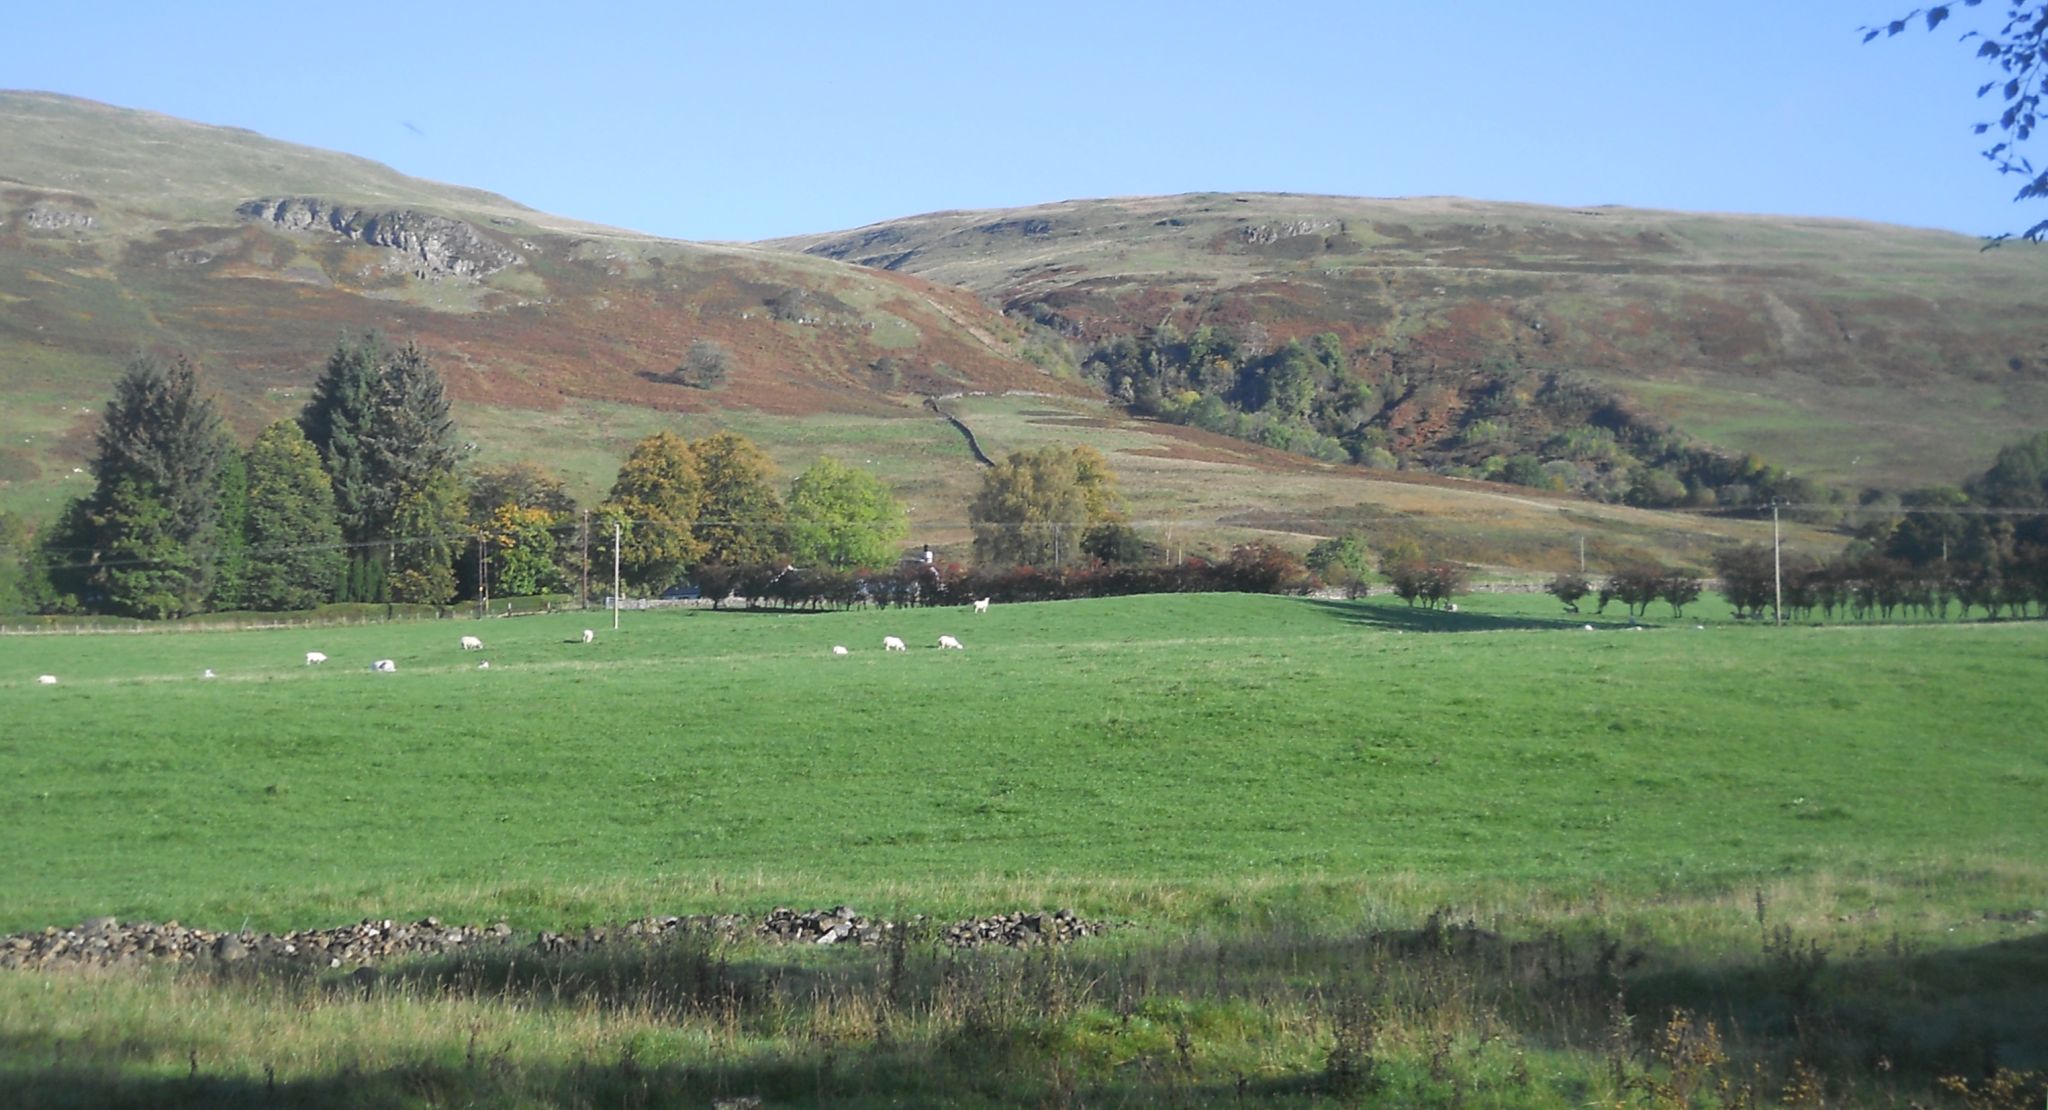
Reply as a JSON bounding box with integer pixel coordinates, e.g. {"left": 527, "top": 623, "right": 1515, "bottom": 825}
{"left": 20, "top": 203, "right": 97, "bottom": 233}
{"left": 1240, "top": 219, "right": 1340, "bottom": 244}
{"left": 1, "top": 907, "right": 1110, "bottom": 972}
{"left": 236, "top": 197, "right": 519, "bottom": 279}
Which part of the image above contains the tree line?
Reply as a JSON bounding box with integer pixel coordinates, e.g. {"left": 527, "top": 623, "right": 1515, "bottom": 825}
{"left": 1523, "top": 431, "right": 2048, "bottom": 623}
{"left": 1077, "top": 324, "right": 1838, "bottom": 513}
{"left": 0, "top": 338, "right": 913, "bottom": 618}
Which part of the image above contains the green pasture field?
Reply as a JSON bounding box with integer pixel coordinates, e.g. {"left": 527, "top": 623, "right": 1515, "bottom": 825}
{"left": 3, "top": 592, "right": 2042, "bottom": 932}
{"left": 3, "top": 592, "right": 2044, "bottom": 1106}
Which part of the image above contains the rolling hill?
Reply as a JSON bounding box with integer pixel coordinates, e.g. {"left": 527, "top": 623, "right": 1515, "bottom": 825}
{"left": 0, "top": 92, "right": 1079, "bottom": 516}
{"left": 771, "top": 193, "right": 2048, "bottom": 493}
{"left": 0, "top": 91, "right": 1991, "bottom": 571}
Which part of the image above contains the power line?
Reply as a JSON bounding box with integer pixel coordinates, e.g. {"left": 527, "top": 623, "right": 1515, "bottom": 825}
{"left": 12, "top": 500, "right": 2048, "bottom": 574}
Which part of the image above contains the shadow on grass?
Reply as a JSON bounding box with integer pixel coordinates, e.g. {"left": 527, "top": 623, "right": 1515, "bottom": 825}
{"left": 12, "top": 918, "right": 2043, "bottom": 1106}
{"left": 361, "top": 918, "right": 2048, "bottom": 1092}
{"left": 0, "top": 1031, "right": 1324, "bottom": 1109}
{"left": 1299, "top": 596, "right": 1628, "bottom": 633}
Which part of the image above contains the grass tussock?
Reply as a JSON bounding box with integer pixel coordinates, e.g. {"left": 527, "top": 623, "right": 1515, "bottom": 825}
{"left": 2, "top": 870, "right": 2044, "bottom": 1107}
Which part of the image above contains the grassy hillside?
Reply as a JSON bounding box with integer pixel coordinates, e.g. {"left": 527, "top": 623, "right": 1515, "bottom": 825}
{"left": 0, "top": 92, "right": 1079, "bottom": 517}
{"left": 0, "top": 93, "right": 1933, "bottom": 573}
{"left": 772, "top": 193, "right": 2048, "bottom": 491}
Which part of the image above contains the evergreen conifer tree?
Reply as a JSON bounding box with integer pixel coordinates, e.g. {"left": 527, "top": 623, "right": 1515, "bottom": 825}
{"left": 301, "top": 335, "right": 384, "bottom": 546}
{"left": 209, "top": 448, "right": 250, "bottom": 610}
{"left": 87, "top": 354, "right": 228, "bottom": 617}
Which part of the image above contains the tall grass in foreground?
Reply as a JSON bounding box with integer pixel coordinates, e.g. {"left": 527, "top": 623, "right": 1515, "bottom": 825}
{"left": 3, "top": 871, "right": 2044, "bottom": 1107}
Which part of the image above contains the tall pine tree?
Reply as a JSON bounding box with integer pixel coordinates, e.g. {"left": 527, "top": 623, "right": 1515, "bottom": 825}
{"left": 209, "top": 449, "right": 250, "bottom": 611}
{"left": 363, "top": 341, "right": 457, "bottom": 536}
{"left": 300, "top": 335, "right": 384, "bottom": 546}
{"left": 87, "top": 355, "right": 229, "bottom": 617}
{"left": 301, "top": 335, "right": 462, "bottom": 594}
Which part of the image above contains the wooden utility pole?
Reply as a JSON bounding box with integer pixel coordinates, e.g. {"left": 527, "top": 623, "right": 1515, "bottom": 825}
{"left": 612, "top": 519, "right": 622, "bottom": 632}
{"left": 1772, "top": 502, "right": 1783, "bottom": 627}
{"left": 580, "top": 509, "right": 590, "bottom": 610}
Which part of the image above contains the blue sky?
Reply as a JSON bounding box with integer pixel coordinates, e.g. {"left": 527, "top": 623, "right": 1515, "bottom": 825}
{"left": 5, "top": 1, "right": 2035, "bottom": 241}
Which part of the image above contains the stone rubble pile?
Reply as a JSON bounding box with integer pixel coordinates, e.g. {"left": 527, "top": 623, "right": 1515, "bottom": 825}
{"left": 0, "top": 914, "right": 513, "bottom": 970}
{"left": 2, "top": 907, "right": 1109, "bottom": 972}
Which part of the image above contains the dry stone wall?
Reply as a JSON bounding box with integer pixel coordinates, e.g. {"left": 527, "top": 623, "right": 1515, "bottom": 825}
{"left": 2, "top": 907, "right": 1110, "bottom": 972}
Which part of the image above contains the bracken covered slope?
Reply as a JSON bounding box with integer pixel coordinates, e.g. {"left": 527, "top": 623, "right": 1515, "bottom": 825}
{"left": 0, "top": 92, "right": 1080, "bottom": 515}
{"left": 771, "top": 192, "right": 2048, "bottom": 491}
{"left": 0, "top": 95, "right": 1833, "bottom": 568}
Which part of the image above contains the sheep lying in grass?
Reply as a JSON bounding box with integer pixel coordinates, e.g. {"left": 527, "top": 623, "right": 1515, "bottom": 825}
{"left": 371, "top": 659, "right": 397, "bottom": 673}
{"left": 883, "top": 636, "right": 907, "bottom": 652}
{"left": 37, "top": 674, "right": 57, "bottom": 685}
{"left": 459, "top": 635, "right": 484, "bottom": 651}
{"left": 937, "top": 635, "right": 964, "bottom": 650}
{"left": 582, "top": 629, "right": 595, "bottom": 644}
{"left": 832, "top": 645, "right": 849, "bottom": 656}
{"left": 973, "top": 597, "right": 990, "bottom": 614}
{"left": 305, "top": 651, "right": 328, "bottom": 665}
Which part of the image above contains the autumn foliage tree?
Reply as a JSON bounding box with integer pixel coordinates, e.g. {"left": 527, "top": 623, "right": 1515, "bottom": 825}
{"left": 691, "top": 431, "right": 785, "bottom": 567}
{"left": 970, "top": 445, "right": 1124, "bottom": 567}
{"left": 466, "top": 462, "right": 578, "bottom": 598}
{"left": 599, "top": 431, "right": 706, "bottom": 590}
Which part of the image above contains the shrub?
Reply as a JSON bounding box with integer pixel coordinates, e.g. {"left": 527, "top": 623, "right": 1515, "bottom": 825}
{"left": 1546, "top": 572, "right": 1591, "bottom": 613}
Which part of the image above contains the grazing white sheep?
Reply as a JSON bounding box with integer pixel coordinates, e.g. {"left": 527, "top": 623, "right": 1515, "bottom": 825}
{"left": 937, "top": 634, "right": 964, "bottom": 650}
{"left": 37, "top": 674, "right": 57, "bottom": 685}
{"left": 972, "top": 597, "right": 990, "bottom": 614}
{"left": 831, "top": 645, "right": 849, "bottom": 656}
{"left": 371, "top": 659, "right": 397, "bottom": 672}
{"left": 202, "top": 669, "right": 216, "bottom": 679}
{"left": 883, "top": 636, "right": 907, "bottom": 652}
{"left": 478, "top": 660, "right": 491, "bottom": 670}
{"left": 1445, "top": 603, "right": 1459, "bottom": 613}
{"left": 459, "top": 635, "right": 484, "bottom": 651}
{"left": 1583, "top": 624, "right": 1596, "bottom": 631}
{"left": 305, "top": 651, "right": 328, "bottom": 665}
{"left": 581, "top": 629, "right": 595, "bottom": 644}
